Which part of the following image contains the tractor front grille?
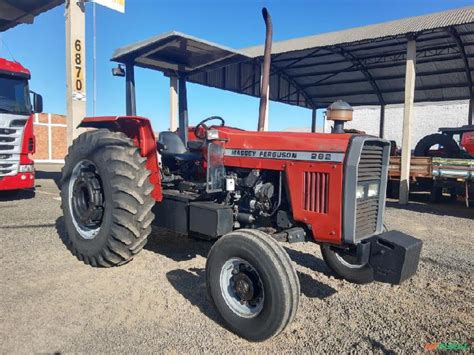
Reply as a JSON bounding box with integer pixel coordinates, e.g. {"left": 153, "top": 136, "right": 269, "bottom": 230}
{"left": 303, "top": 171, "right": 329, "bottom": 214}
{"left": 343, "top": 136, "right": 390, "bottom": 244}
{"left": 354, "top": 142, "right": 385, "bottom": 240}
{"left": 357, "top": 143, "right": 384, "bottom": 182}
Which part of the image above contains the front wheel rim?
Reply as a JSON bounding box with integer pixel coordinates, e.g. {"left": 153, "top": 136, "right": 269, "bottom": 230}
{"left": 219, "top": 257, "right": 265, "bottom": 318}
{"left": 68, "top": 160, "right": 104, "bottom": 240}
{"left": 333, "top": 247, "right": 366, "bottom": 269}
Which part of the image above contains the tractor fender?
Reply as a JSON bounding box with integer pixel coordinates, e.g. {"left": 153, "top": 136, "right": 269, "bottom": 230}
{"left": 79, "top": 116, "right": 162, "bottom": 201}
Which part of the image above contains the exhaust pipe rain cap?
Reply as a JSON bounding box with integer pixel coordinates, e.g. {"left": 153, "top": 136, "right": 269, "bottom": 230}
{"left": 326, "top": 100, "right": 353, "bottom": 122}
{"left": 326, "top": 100, "right": 353, "bottom": 134}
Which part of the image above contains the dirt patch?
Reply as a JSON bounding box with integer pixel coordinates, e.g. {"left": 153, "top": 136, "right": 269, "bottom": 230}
{"left": 1, "top": 172, "right": 473, "bottom": 352}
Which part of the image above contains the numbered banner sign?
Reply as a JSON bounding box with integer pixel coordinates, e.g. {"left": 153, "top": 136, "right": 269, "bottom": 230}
{"left": 92, "top": 0, "right": 125, "bottom": 13}
{"left": 72, "top": 38, "right": 86, "bottom": 101}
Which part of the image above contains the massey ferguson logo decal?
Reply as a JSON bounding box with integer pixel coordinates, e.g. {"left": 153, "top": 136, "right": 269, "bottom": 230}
{"left": 225, "top": 149, "right": 344, "bottom": 162}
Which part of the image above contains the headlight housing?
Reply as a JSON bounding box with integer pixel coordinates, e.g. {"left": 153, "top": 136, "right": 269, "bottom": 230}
{"left": 19, "top": 165, "right": 34, "bottom": 173}
{"left": 356, "top": 185, "right": 365, "bottom": 199}
{"left": 367, "top": 183, "right": 379, "bottom": 198}
{"left": 206, "top": 129, "right": 220, "bottom": 140}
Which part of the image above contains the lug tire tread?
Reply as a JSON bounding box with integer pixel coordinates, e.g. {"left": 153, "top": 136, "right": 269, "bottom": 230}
{"left": 60, "top": 129, "right": 155, "bottom": 267}
{"left": 206, "top": 229, "right": 300, "bottom": 341}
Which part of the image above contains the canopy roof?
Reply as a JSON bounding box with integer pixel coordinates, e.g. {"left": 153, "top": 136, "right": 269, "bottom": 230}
{"left": 0, "top": 0, "right": 62, "bottom": 32}
{"left": 112, "top": 32, "right": 251, "bottom": 75}
{"left": 113, "top": 6, "right": 474, "bottom": 109}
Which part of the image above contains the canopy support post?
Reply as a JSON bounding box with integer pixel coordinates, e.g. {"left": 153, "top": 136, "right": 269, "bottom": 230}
{"left": 65, "top": 0, "right": 86, "bottom": 146}
{"left": 399, "top": 39, "right": 416, "bottom": 205}
{"left": 448, "top": 27, "right": 472, "bottom": 125}
{"left": 169, "top": 75, "right": 178, "bottom": 131}
{"left": 311, "top": 109, "right": 317, "bottom": 132}
{"left": 178, "top": 76, "right": 189, "bottom": 145}
{"left": 379, "top": 104, "right": 385, "bottom": 138}
{"left": 469, "top": 97, "right": 473, "bottom": 125}
{"left": 125, "top": 63, "right": 136, "bottom": 116}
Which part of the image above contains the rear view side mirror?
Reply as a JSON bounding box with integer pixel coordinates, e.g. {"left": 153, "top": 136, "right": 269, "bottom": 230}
{"left": 112, "top": 64, "right": 125, "bottom": 77}
{"left": 30, "top": 91, "right": 43, "bottom": 113}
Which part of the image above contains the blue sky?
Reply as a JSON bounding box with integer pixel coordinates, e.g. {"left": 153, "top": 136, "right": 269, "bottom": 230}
{"left": 1, "top": 0, "right": 471, "bottom": 132}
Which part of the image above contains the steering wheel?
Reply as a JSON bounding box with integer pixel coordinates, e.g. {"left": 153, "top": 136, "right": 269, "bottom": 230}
{"left": 194, "top": 116, "right": 225, "bottom": 139}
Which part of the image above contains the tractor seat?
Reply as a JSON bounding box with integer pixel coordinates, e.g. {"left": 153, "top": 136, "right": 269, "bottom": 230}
{"left": 158, "top": 131, "right": 201, "bottom": 162}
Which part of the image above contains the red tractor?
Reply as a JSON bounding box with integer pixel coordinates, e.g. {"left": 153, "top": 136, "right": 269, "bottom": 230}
{"left": 60, "top": 9, "right": 422, "bottom": 341}
{"left": 414, "top": 125, "right": 474, "bottom": 159}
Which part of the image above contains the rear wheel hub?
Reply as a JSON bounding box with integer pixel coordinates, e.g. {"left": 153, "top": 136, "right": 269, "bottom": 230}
{"left": 69, "top": 160, "right": 104, "bottom": 239}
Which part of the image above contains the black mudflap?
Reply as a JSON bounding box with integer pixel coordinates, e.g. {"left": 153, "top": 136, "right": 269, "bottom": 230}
{"left": 367, "top": 231, "right": 423, "bottom": 284}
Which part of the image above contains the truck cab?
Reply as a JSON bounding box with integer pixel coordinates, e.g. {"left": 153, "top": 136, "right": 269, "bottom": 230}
{"left": 0, "top": 58, "right": 42, "bottom": 195}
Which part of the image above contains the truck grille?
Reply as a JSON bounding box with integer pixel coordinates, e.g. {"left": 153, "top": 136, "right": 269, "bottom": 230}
{"left": 355, "top": 142, "right": 385, "bottom": 240}
{"left": 0, "top": 163, "right": 16, "bottom": 176}
{"left": 303, "top": 171, "right": 329, "bottom": 214}
{"left": 0, "top": 115, "right": 26, "bottom": 177}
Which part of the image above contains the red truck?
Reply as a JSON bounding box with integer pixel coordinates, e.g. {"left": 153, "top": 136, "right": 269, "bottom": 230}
{"left": 0, "top": 58, "right": 42, "bottom": 196}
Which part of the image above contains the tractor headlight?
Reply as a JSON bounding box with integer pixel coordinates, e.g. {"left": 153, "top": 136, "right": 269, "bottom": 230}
{"left": 19, "top": 165, "right": 34, "bottom": 173}
{"left": 206, "top": 129, "right": 220, "bottom": 140}
{"left": 356, "top": 185, "right": 365, "bottom": 199}
{"left": 367, "top": 183, "right": 379, "bottom": 198}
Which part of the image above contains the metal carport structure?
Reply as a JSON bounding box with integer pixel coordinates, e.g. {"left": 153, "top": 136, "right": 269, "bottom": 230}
{"left": 0, "top": 0, "right": 63, "bottom": 32}
{"left": 112, "top": 6, "right": 474, "bottom": 204}
{"left": 186, "top": 6, "right": 474, "bottom": 126}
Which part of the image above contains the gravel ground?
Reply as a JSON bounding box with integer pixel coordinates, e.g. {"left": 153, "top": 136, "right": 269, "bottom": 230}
{"left": 1, "top": 164, "right": 473, "bottom": 353}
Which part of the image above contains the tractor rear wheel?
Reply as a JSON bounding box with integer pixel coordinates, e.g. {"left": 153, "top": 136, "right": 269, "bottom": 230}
{"left": 60, "top": 129, "right": 155, "bottom": 267}
{"left": 321, "top": 244, "right": 374, "bottom": 284}
{"left": 206, "top": 229, "right": 300, "bottom": 341}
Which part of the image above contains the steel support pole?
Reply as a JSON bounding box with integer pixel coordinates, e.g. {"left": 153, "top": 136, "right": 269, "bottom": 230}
{"left": 379, "top": 104, "right": 385, "bottom": 138}
{"left": 65, "top": 0, "right": 86, "bottom": 146}
{"left": 169, "top": 76, "right": 178, "bottom": 131}
{"left": 399, "top": 40, "right": 416, "bottom": 205}
{"left": 311, "top": 109, "right": 317, "bottom": 132}
{"left": 469, "top": 97, "right": 473, "bottom": 125}
{"left": 178, "top": 76, "right": 189, "bottom": 145}
{"left": 125, "top": 64, "right": 136, "bottom": 116}
{"left": 92, "top": 1, "right": 97, "bottom": 116}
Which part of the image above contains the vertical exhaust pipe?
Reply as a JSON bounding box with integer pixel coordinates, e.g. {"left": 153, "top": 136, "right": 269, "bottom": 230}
{"left": 257, "top": 7, "right": 272, "bottom": 131}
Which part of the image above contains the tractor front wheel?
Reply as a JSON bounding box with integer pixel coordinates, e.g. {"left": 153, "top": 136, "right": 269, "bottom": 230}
{"left": 321, "top": 244, "right": 374, "bottom": 284}
{"left": 60, "top": 129, "right": 155, "bottom": 267}
{"left": 206, "top": 229, "right": 300, "bottom": 341}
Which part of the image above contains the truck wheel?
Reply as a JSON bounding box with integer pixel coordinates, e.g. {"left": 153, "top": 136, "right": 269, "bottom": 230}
{"left": 206, "top": 229, "right": 300, "bottom": 341}
{"left": 60, "top": 129, "right": 155, "bottom": 267}
{"left": 0, "top": 189, "right": 20, "bottom": 199}
{"left": 321, "top": 244, "right": 374, "bottom": 284}
{"left": 414, "top": 133, "right": 460, "bottom": 158}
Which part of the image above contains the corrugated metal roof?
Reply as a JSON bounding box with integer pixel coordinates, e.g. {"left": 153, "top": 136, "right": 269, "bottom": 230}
{"left": 112, "top": 6, "right": 474, "bottom": 109}
{"left": 0, "top": 0, "right": 63, "bottom": 32}
{"left": 242, "top": 6, "right": 474, "bottom": 56}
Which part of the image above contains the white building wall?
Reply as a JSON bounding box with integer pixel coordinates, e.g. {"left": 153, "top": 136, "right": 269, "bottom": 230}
{"left": 324, "top": 100, "right": 469, "bottom": 149}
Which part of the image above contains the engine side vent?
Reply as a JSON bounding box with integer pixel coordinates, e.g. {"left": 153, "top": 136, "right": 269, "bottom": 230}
{"left": 303, "top": 171, "right": 329, "bottom": 214}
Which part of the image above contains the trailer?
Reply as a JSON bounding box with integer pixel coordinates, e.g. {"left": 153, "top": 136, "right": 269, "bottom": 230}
{"left": 388, "top": 156, "right": 474, "bottom": 206}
